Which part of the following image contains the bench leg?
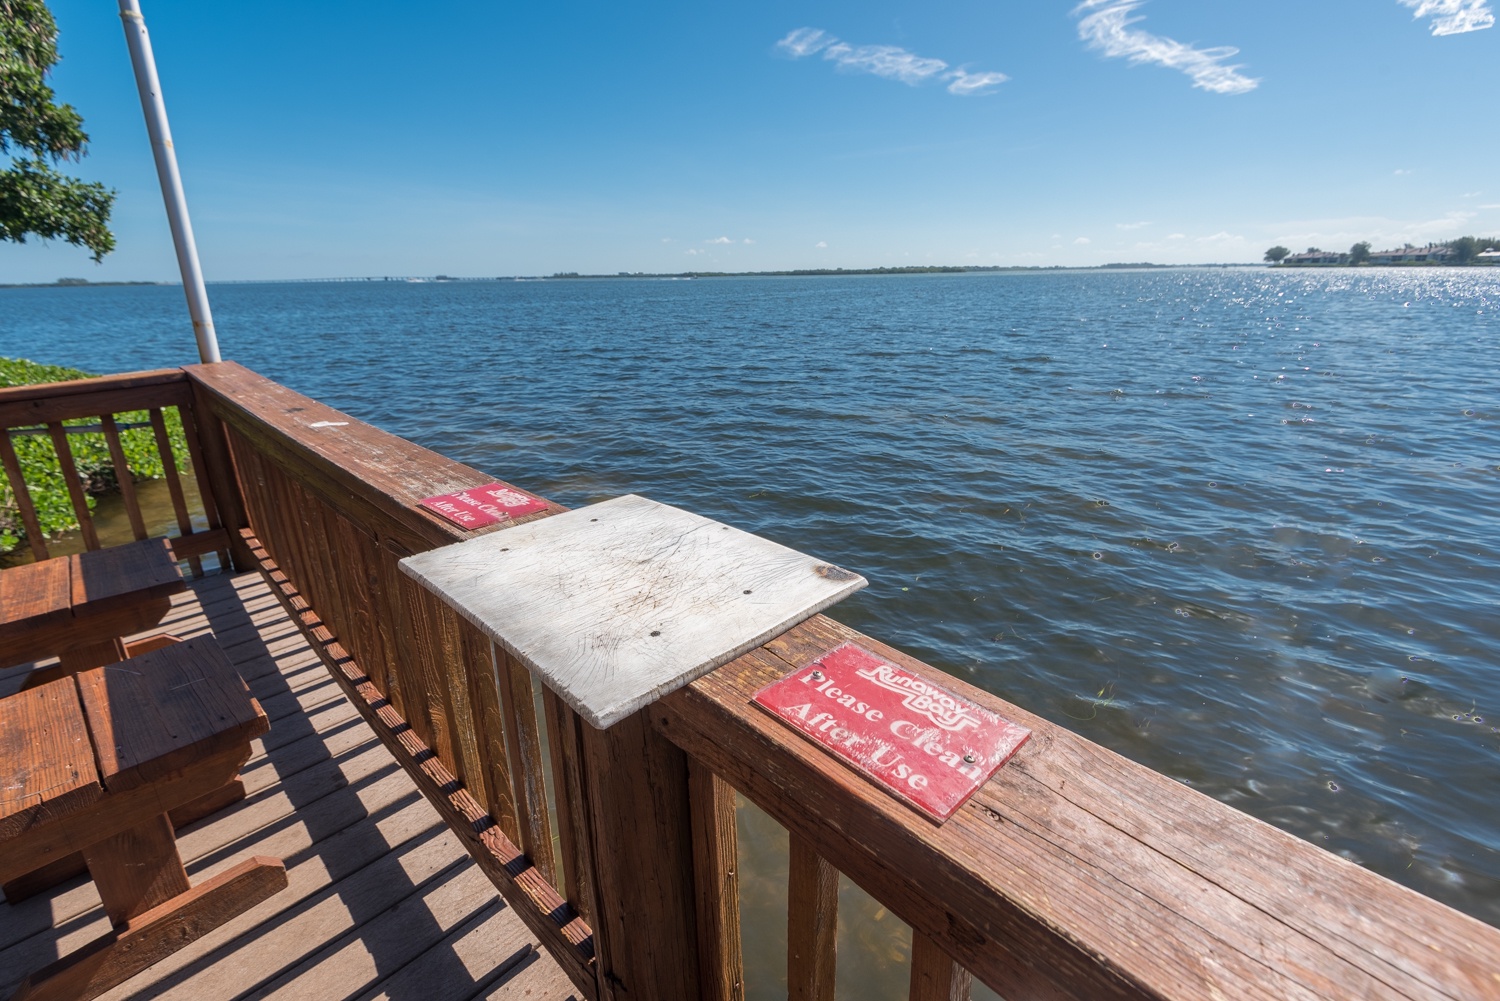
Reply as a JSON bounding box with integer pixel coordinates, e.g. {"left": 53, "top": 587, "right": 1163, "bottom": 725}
{"left": 8, "top": 856, "right": 287, "bottom": 1001}
{"left": 83, "top": 814, "right": 191, "bottom": 926}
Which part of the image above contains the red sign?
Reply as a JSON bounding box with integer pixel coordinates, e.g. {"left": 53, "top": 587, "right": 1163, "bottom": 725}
{"left": 753, "top": 643, "right": 1031, "bottom": 822}
{"left": 419, "top": 483, "right": 548, "bottom": 529}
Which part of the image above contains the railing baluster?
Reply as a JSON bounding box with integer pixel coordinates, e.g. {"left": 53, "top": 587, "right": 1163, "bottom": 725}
{"left": 909, "top": 931, "right": 972, "bottom": 1001}
{"left": 98, "top": 414, "right": 148, "bottom": 541}
{"left": 436, "top": 605, "right": 488, "bottom": 808}
{"left": 0, "top": 430, "right": 50, "bottom": 560}
{"left": 495, "top": 646, "right": 559, "bottom": 885}
{"left": 690, "top": 759, "right": 745, "bottom": 1001}
{"left": 176, "top": 402, "right": 231, "bottom": 570}
{"left": 788, "top": 833, "right": 838, "bottom": 1001}
{"left": 459, "top": 630, "right": 520, "bottom": 845}
{"left": 45, "top": 421, "right": 100, "bottom": 550}
{"left": 543, "top": 686, "right": 597, "bottom": 926}
{"left": 150, "top": 407, "right": 203, "bottom": 576}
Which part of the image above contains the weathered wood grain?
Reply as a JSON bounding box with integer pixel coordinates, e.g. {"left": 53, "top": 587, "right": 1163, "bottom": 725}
{"left": 689, "top": 758, "right": 744, "bottom": 1001}
{"left": 0, "top": 557, "right": 71, "bottom": 648}
{"left": 3, "top": 568, "right": 577, "bottom": 1001}
{"left": 185, "top": 361, "right": 561, "bottom": 549}
{"left": 496, "top": 646, "right": 558, "bottom": 887}
{"left": 0, "top": 428, "right": 49, "bottom": 560}
{"left": 544, "top": 687, "right": 597, "bottom": 928}
{"left": 0, "top": 679, "right": 101, "bottom": 842}
{"left": 99, "top": 414, "right": 147, "bottom": 542}
{"left": 70, "top": 537, "right": 183, "bottom": 616}
{"left": 579, "top": 709, "right": 702, "bottom": 1001}
{"left": 787, "top": 834, "right": 837, "bottom": 1001}
{"left": 46, "top": 421, "right": 100, "bottom": 550}
{"left": 0, "top": 381, "right": 193, "bottom": 430}
{"left": 10, "top": 855, "right": 285, "bottom": 1001}
{"left": 149, "top": 407, "right": 205, "bottom": 576}
{"left": 653, "top": 613, "right": 1500, "bottom": 1001}
{"left": 82, "top": 813, "right": 191, "bottom": 925}
{"left": 399, "top": 494, "right": 867, "bottom": 729}
{"left": 0, "top": 369, "right": 185, "bottom": 409}
{"left": 240, "top": 529, "right": 599, "bottom": 999}
{"left": 908, "top": 931, "right": 971, "bottom": 1001}
{"left": 74, "top": 635, "right": 267, "bottom": 794}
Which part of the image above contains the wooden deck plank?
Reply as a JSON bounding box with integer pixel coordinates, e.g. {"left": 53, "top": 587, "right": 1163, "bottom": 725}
{"left": 0, "top": 568, "right": 574, "bottom": 1001}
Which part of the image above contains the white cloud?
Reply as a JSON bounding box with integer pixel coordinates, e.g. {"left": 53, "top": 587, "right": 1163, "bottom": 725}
{"left": 946, "top": 70, "right": 1011, "bottom": 95}
{"left": 707, "top": 236, "right": 733, "bottom": 244}
{"left": 815, "top": 241, "right": 828, "bottom": 249}
{"left": 686, "top": 248, "right": 703, "bottom": 256}
{"left": 1072, "top": 1, "right": 1258, "bottom": 95}
{"left": 661, "top": 237, "right": 674, "bottom": 243}
{"left": 1482, "top": 203, "right": 1500, "bottom": 209}
{"left": 1394, "top": 168, "right": 1413, "bottom": 175}
{"left": 743, "top": 238, "right": 755, "bottom": 245}
{"left": 1166, "top": 233, "right": 1186, "bottom": 240}
{"left": 776, "top": 28, "right": 1008, "bottom": 96}
{"left": 1116, "top": 221, "right": 1151, "bottom": 230}
{"left": 1074, "top": 236, "right": 1092, "bottom": 245}
{"left": 1196, "top": 231, "right": 1242, "bottom": 243}
{"left": 1398, "top": 0, "right": 1494, "bottom": 34}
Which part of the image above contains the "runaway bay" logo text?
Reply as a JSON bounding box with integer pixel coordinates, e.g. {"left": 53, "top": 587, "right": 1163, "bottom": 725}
{"left": 854, "top": 660, "right": 985, "bottom": 733}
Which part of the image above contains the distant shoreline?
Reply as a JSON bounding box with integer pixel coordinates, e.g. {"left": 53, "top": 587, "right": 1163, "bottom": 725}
{"left": 3, "top": 262, "right": 1267, "bottom": 288}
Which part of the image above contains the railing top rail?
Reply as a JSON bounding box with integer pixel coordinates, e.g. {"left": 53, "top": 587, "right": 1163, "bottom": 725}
{"left": 0, "top": 367, "right": 187, "bottom": 407}
{"left": 183, "top": 361, "right": 564, "bottom": 548}
{"left": 0, "top": 368, "right": 193, "bottom": 429}
{"left": 657, "top": 614, "right": 1500, "bottom": 1001}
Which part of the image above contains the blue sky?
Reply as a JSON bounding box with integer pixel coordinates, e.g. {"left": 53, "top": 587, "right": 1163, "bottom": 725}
{"left": 2, "top": 0, "right": 1497, "bottom": 281}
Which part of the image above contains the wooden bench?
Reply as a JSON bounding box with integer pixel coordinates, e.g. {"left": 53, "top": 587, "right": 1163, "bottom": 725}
{"left": 0, "top": 538, "right": 186, "bottom": 681}
{"left": 0, "top": 635, "right": 288, "bottom": 1001}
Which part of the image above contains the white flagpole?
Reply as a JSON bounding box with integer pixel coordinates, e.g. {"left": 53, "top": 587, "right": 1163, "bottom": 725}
{"left": 118, "top": 0, "right": 221, "bottom": 364}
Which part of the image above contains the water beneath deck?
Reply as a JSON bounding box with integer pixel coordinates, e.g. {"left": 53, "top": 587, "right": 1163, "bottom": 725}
{"left": 5, "top": 268, "right": 1498, "bottom": 994}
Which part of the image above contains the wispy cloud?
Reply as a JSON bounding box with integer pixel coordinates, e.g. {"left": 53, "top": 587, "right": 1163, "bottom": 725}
{"left": 815, "top": 241, "right": 828, "bottom": 249}
{"left": 1074, "top": 236, "right": 1092, "bottom": 245}
{"left": 1072, "top": 1, "right": 1258, "bottom": 94}
{"left": 1398, "top": 0, "right": 1494, "bottom": 34}
{"left": 776, "top": 28, "right": 1009, "bottom": 96}
{"left": 1116, "top": 221, "right": 1152, "bottom": 230}
{"left": 707, "top": 236, "right": 733, "bottom": 244}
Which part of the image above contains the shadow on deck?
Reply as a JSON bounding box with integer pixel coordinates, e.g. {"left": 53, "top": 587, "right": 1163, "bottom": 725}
{"left": 0, "top": 570, "right": 580, "bottom": 1001}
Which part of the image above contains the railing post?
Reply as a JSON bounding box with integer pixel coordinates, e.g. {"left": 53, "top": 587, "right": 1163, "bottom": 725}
{"left": 184, "top": 369, "right": 253, "bottom": 570}
{"left": 578, "top": 709, "right": 703, "bottom": 999}
{"left": 398, "top": 493, "right": 866, "bottom": 1001}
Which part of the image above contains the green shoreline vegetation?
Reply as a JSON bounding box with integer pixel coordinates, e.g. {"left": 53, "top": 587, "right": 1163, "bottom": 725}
{"left": 0, "top": 357, "right": 188, "bottom": 556}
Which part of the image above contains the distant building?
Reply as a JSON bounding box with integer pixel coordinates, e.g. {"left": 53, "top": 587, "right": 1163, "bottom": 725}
{"left": 1477, "top": 248, "right": 1500, "bottom": 263}
{"left": 1285, "top": 250, "right": 1347, "bottom": 265}
{"left": 1368, "top": 244, "right": 1453, "bottom": 264}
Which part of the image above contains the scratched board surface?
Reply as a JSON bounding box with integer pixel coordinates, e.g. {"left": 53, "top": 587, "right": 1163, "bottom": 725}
{"left": 6, "top": 268, "right": 1499, "bottom": 996}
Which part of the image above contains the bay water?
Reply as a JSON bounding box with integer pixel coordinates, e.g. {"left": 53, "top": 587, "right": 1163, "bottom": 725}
{"left": 4, "top": 268, "right": 1496, "bottom": 994}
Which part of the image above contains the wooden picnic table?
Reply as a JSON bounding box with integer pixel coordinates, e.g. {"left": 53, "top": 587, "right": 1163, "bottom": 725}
{"left": 0, "top": 538, "right": 185, "bottom": 679}
{"left": 0, "top": 635, "right": 287, "bottom": 1001}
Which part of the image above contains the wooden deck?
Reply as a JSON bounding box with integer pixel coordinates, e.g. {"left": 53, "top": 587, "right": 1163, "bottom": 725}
{"left": 0, "top": 568, "right": 579, "bottom": 1001}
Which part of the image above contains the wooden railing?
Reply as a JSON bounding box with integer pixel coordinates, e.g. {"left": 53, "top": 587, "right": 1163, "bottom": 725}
{"left": 0, "top": 369, "right": 229, "bottom": 572}
{"left": 8, "top": 362, "right": 1499, "bottom": 1001}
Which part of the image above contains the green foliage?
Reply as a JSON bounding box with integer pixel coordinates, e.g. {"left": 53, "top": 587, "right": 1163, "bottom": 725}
{"left": 1446, "top": 235, "right": 1500, "bottom": 264}
{"left": 1264, "top": 246, "right": 1290, "bottom": 264}
{"left": 0, "top": 0, "right": 115, "bottom": 261}
{"left": 0, "top": 356, "right": 188, "bottom": 554}
{"left": 1349, "top": 241, "right": 1371, "bottom": 265}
